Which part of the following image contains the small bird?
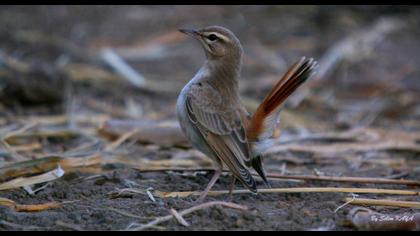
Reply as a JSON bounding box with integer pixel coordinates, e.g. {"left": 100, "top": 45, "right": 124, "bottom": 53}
{"left": 176, "top": 25, "right": 317, "bottom": 202}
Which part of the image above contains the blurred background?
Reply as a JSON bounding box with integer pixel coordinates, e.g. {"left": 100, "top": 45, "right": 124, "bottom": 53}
{"left": 1, "top": 5, "right": 419, "bottom": 131}
{"left": 0, "top": 6, "right": 419, "bottom": 231}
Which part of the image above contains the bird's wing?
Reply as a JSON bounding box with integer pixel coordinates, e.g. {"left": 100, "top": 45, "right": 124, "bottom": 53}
{"left": 185, "top": 84, "right": 257, "bottom": 192}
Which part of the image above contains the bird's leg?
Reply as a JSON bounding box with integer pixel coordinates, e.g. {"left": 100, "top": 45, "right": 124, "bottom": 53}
{"left": 196, "top": 168, "right": 222, "bottom": 203}
{"left": 228, "top": 176, "right": 236, "bottom": 201}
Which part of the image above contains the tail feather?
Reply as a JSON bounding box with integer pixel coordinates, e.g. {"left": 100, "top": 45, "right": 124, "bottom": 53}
{"left": 247, "top": 57, "right": 317, "bottom": 141}
{"left": 246, "top": 57, "right": 316, "bottom": 189}
{"left": 251, "top": 155, "right": 271, "bottom": 188}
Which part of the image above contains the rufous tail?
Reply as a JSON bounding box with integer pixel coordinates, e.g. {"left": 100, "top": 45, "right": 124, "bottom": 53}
{"left": 246, "top": 57, "right": 317, "bottom": 188}
{"left": 247, "top": 57, "right": 318, "bottom": 142}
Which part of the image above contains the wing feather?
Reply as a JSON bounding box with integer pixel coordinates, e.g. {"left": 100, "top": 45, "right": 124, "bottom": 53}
{"left": 185, "top": 95, "right": 257, "bottom": 192}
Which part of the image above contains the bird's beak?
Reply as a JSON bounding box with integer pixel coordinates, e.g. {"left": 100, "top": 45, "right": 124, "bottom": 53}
{"left": 178, "top": 28, "right": 200, "bottom": 38}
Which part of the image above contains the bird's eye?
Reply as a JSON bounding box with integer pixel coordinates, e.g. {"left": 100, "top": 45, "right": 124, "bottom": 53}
{"left": 207, "top": 34, "right": 218, "bottom": 41}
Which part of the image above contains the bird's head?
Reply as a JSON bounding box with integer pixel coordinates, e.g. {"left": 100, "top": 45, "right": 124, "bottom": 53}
{"left": 179, "top": 25, "right": 243, "bottom": 62}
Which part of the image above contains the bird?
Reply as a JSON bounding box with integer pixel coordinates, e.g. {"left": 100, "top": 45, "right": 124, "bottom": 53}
{"left": 176, "top": 25, "right": 317, "bottom": 202}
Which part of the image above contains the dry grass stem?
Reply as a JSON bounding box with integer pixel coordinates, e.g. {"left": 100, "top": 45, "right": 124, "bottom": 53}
{"left": 345, "top": 197, "right": 420, "bottom": 208}
{"left": 0, "top": 166, "right": 64, "bottom": 191}
{"left": 0, "top": 197, "right": 61, "bottom": 212}
{"left": 104, "top": 128, "right": 139, "bottom": 151}
{"left": 154, "top": 187, "right": 420, "bottom": 198}
{"left": 127, "top": 201, "right": 248, "bottom": 230}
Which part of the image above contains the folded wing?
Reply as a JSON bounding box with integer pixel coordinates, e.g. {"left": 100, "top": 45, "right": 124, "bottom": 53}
{"left": 185, "top": 92, "right": 257, "bottom": 192}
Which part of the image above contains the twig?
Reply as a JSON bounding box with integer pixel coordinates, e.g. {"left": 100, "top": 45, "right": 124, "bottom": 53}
{"left": 170, "top": 208, "right": 190, "bottom": 227}
{"left": 344, "top": 197, "right": 420, "bottom": 208}
{"left": 126, "top": 201, "right": 248, "bottom": 231}
{"left": 334, "top": 193, "right": 358, "bottom": 213}
{"left": 0, "top": 197, "right": 61, "bottom": 212}
{"left": 100, "top": 48, "right": 146, "bottom": 88}
{"left": 104, "top": 128, "right": 139, "bottom": 151}
{"left": 154, "top": 187, "right": 420, "bottom": 198}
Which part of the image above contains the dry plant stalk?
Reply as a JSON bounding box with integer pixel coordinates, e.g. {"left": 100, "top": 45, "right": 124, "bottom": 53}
{"left": 104, "top": 128, "right": 140, "bottom": 151}
{"left": 0, "top": 197, "right": 61, "bottom": 212}
{"left": 154, "top": 187, "right": 420, "bottom": 198}
{"left": 128, "top": 159, "right": 213, "bottom": 172}
{"left": 345, "top": 197, "right": 420, "bottom": 208}
{"left": 0, "top": 155, "right": 100, "bottom": 182}
{"left": 348, "top": 207, "right": 420, "bottom": 230}
{"left": 0, "top": 166, "right": 64, "bottom": 191}
{"left": 264, "top": 173, "right": 420, "bottom": 186}
{"left": 100, "top": 47, "right": 146, "bottom": 88}
{"left": 170, "top": 208, "right": 190, "bottom": 227}
{"left": 127, "top": 201, "right": 248, "bottom": 231}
